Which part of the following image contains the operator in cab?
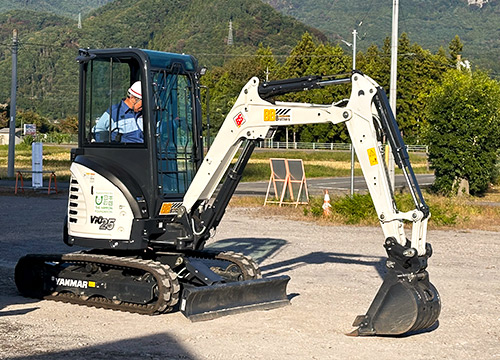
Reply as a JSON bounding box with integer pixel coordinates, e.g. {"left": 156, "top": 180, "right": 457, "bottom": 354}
{"left": 93, "top": 81, "right": 144, "bottom": 143}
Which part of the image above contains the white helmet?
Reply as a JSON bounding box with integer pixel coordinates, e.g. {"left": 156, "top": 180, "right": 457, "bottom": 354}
{"left": 128, "top": 81, "right": 142, "bottom": 99}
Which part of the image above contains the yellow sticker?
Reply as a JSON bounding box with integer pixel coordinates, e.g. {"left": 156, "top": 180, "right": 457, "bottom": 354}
{"left": 88, "top": 281, "right": 96, "bottom": 288}
{"left": 264, "top": 109, "right": 276, "bottom": 121}
{"left": 367, "top": 148, "right": 378, "bottom": 166}
{"left": 159, "top": 202, "right": 173, "bottom": 215}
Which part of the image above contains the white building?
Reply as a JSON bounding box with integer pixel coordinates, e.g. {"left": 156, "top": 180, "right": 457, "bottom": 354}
{"left": 0, "top": 128, "right": 22, "bottom": 145}
{"left": 468, "top": 0, "right": 489, "bottom": 7}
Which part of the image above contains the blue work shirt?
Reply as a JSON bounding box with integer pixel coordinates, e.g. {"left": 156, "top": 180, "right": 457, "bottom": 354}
{"left": 94, "top": 100, "right": 143, "bottom": 143}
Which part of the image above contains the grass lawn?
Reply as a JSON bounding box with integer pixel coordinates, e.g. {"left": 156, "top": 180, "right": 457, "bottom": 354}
{"left": 0, "top": 144, "right": 73, "bottom": 180}
{"left": 0, "top": 145, "right": 431, "bottom": 182}
{"left": 2, "top": 144, "right": 498, "bottom": 231}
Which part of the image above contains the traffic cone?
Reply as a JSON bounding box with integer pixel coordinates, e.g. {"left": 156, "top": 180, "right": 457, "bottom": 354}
{"left": 322, "top": 189, "right": 331, "bottom": 216}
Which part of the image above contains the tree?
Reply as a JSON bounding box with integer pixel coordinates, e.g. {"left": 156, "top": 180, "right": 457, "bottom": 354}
{"left": 201, "top": 56, "right": 264, "bottom": 131}
{"left": 279, "top": 32, "right": 317, "bottom": 78}
{"left": 448, "top": 35, "right": 463, "bottom": 63}
{"left": 255, "top": 43, "right": 279, "bottom": 81}
{"left": 16, "top": 110, "right": 54, "bottom": 133}
{"left": 56, "top": 116, "right": 78, "bottom": 134}
{"left": 426, "top": 69, "right": 500, "bottom": 196}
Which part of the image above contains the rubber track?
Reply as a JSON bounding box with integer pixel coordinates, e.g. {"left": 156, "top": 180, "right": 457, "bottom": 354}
{"left": 214, "top": 251, "right": 262, "bottom": 280}
{"left": 24, "top": 253, "right": 180, "bottom": 315}
{"left": 154, "top": 250, "right": 262, "bottom": 281}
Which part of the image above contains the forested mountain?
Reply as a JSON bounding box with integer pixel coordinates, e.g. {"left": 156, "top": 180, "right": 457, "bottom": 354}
{"left": 0, "top": 0, "right": 325, "bottom": 119}
{"left": 262, "top": 0, "right": 500, "bottom": 76}
{"left": 0, "top": 10, "right": 73, "bottom": 48}
{"left": 0, "top": 0, "right": 113, "bottom": 17}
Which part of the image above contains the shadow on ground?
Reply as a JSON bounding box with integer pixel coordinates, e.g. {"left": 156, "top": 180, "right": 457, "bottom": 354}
{"left": 3, "top": 333, "right": 196, "bottom": 360}
{"left": 0, "top": 265, "right": 41, "bottom": 314}
{"left": 260, "top": 251, "right": 386, "bottom": 278}
{"left": 207, "top": 237, "right": 287, "bottom": 264}
{"left": 207, "top": 238, "right": 386, "bottom": 278}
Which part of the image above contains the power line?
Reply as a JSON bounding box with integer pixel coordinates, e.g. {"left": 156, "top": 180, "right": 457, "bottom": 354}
{"left": 195, "top": 53, "right": 349, "bottom": 58}
{"left": 354, "top": 0, "right": 377, "bottom": 31}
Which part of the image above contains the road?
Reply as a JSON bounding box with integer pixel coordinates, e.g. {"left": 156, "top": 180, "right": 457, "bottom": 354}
{"left": 236, "top": 174, "right": 435, "bottom": 196}
{"left": 0, "top": 174, "right": 435, "bottom": 198}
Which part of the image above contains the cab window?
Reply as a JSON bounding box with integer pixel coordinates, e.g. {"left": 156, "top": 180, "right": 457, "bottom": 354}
{"left": 83, "top": 56, "right": 143, "bottom": 145}
{"left": 152, "top": 70, "right": 196, "bottom": 195}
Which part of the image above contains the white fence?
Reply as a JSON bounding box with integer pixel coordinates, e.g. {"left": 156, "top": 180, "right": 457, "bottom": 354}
{"left": 256, "top": 140, "right": 428, "bottom": 153}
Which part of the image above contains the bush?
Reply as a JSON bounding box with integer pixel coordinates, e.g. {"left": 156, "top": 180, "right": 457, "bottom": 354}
{"left": 44, "top": 132, "right": 74, "bottom": 144}
{"left": 331, "top": 194, "right": 377, "bottom": 224}
{"left": 303, "top": 192, "right": 461, "bottom": 227}
{"left": 22, "top": 135, "right": 35, "bottom": 146}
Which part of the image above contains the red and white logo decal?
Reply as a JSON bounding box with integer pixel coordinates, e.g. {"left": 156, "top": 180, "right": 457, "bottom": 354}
{"left": 233, "top": 112, "right": 246, "bottom": 128}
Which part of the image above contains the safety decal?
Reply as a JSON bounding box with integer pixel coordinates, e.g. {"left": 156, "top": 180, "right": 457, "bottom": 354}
{"left": 367, "top": 147, "right": 379, "bottom": 166}
{"left": 234, "top": 112, "right": 246, "bottom": 128}
{"left": 159, "top": 202, "right": 183, "bottom": 215}
{"left": 264, "top": 109, "right": 291, "bottom": 122}
{"left": 83, "top": 172, "right": 96, "bottom": 183}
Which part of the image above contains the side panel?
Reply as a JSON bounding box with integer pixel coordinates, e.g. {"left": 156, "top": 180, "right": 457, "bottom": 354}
{"left": 68, "top": 162, "right": 135, "bottom": 241}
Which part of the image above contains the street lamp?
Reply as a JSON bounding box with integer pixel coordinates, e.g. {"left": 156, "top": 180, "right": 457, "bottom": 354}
{"left": 341, "top": 27, "right": 360, "bottom": 197}
{"left": 388, "top": 0, "right": 399, "bottom": 190}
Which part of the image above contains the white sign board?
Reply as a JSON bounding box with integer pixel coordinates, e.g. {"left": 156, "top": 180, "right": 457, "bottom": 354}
{"left": 24, "top": 124, "right": 36, "bottom": 136}
{"left": 32, "top": 142, "right": 43, "bottom": 188}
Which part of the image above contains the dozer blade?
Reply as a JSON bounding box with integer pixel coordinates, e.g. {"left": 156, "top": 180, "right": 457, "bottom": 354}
{"left": 180, "top": 275, "right": 290, "bottom": 321}
{"left": 348, "top": 269, "right": 441, "bottom": 336}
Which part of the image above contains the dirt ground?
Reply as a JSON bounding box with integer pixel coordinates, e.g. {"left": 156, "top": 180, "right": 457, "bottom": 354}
{"left": 0, "top": 193, "right": 499, "bottom": 360}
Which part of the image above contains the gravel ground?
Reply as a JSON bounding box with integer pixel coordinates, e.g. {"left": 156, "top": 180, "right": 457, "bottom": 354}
{"left": 0, "top": 194, "right": 499, "bottom": 360}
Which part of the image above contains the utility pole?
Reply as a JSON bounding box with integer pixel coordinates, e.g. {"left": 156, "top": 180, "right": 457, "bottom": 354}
{"left": 7, "top": 29, "right": 18, "bottom": 178}
{"left": 388, "top": 0, "right": 398, "bottom": 190}
{"left": 227, "top": 20, "right": 233, "bottom": 46}
{"left": 350, "top": 29, "right": 357, "bottom": 197}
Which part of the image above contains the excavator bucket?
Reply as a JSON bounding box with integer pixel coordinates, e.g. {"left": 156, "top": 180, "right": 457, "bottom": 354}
{"left": 180, "top": 275, "right": 290, "bottom": 321}
{"left": 348, "top": 269, "right": 441, "bottom": 336}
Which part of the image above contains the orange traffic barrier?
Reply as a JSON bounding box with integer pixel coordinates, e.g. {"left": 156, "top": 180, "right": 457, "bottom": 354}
{"left": 15, "top": 170, "right": 58, "bottom": 195}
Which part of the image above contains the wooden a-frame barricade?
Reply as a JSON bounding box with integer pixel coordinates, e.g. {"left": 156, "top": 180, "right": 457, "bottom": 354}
{"left": 264, "top": 158, "right": 309, "bottom": 207}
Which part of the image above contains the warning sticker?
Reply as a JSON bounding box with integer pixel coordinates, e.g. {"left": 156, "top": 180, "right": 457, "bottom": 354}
{"left": 234, "top": 112, "right": 246, "bottom": 128}
{"left": 367, "top": 148, "right": 378, "bottom": 166}
{"left": 94, "top": 191, "right": 114, "bottom": 213}
{"left": 159, "top": 202, "right": 182, "bottom": 215}
{"left": 159, "top": 202, "right": 173, "bottom": 215}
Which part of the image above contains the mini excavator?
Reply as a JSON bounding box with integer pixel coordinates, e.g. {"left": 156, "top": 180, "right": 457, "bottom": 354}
{"left": 15, "top": 48, "right": 440, "bottom": 335}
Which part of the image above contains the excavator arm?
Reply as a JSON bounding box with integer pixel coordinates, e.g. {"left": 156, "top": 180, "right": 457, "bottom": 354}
{"left": 184, "top": 72, "right": 427, "bottom": 254}
{"left": 182, "top": 71, "right": 440, "bottom": 335}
